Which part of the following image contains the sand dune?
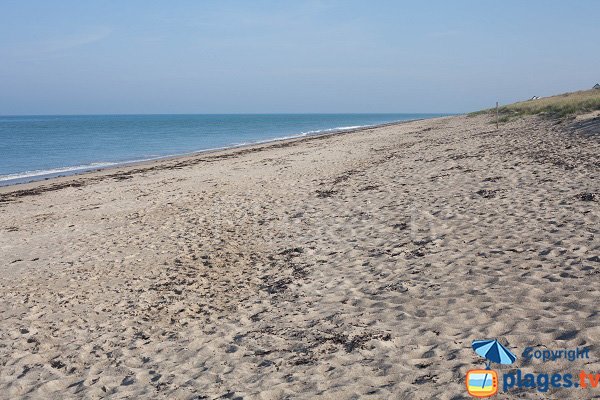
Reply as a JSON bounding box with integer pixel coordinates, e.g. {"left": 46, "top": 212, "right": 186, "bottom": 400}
{"left": 0, "top": 114, "right": 598, "bottom": 399}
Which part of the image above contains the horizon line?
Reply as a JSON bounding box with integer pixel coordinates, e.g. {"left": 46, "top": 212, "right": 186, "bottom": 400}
{"left": 0, "top": 111, "right": 460, "bottom": 118}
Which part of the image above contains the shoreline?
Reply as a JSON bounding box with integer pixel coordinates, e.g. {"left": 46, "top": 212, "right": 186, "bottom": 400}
{"left": 0, "top": 117, "right": 447, "bottom": 189}
{"left": 0, "top": 117, "right": 438, "bottom": 195}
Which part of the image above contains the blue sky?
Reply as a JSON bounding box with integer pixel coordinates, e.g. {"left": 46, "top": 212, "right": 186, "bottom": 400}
{"left": 1, "top": 0, "right": 599, "bottom": 114}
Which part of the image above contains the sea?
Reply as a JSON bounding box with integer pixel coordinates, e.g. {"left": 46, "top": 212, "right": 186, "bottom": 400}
{"left": 0, "top": 113, "right": 446, "bottom": 186}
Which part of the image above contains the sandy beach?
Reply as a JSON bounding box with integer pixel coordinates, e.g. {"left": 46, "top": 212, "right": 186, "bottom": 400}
{"left": 0, "top": 113, "right": 598, "bottom": 399}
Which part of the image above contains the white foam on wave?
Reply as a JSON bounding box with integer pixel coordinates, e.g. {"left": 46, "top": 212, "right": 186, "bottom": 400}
{"left": 0, "top": 121, "right": 400, "bottom": 185}
{"left": 0, "top": 162, "right": 120, "bottom": 182}
{"left": 227, "top": 125, "right": 369, "bottom": 148}
{"left": 300, "top": 125, "right": 365, "bottom": 135}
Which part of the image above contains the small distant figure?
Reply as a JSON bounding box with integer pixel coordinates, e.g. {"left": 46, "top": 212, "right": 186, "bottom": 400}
{"left": 530, "top": 96, "right": 540, "bottom": 100}
{"left": 593, "top": 83, "right": 600, "bottom": 89}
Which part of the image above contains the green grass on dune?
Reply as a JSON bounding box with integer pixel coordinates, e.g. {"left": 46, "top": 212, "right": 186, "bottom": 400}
{"left": 469, "top": 89, "right": 600, "bottom": 121}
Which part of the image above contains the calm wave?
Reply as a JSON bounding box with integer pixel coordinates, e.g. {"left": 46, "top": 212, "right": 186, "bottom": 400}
{"left": 0, "top": 114, "right": 447, "bottom": 186}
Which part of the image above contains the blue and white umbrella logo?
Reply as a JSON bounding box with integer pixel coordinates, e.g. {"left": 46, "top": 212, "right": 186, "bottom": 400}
{"left": 472, "top": 339, "right": 517, "bottom": 368}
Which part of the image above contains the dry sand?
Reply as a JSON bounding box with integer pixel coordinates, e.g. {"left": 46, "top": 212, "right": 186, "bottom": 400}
{"left": 0, "top": 114, "right": 598, "bottom": 399}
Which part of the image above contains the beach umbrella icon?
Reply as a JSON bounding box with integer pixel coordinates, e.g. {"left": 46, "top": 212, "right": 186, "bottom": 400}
{"left": 472, "top": 339, "right": 517, "bottom": 366}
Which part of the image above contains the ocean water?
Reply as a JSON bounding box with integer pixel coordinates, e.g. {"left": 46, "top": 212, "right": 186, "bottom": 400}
{"left": 0, "top": 114, "right": 446, "bottom": 186}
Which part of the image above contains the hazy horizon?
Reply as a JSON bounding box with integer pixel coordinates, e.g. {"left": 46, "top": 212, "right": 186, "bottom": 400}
{"left": 1, "top": 0, "right": 599, "bottom": 115}
{"left": 0, "top": 112, "right": 455, "bottom": 117}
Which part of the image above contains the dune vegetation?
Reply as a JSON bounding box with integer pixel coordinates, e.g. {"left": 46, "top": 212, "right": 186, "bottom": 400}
{"left": 471, "top": 88, "right": 600, "bottom": 121}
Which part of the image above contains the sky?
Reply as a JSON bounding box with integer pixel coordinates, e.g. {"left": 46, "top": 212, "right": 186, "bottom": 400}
{"left": 1, "top": 0, "right": 599, "bottom": 115}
